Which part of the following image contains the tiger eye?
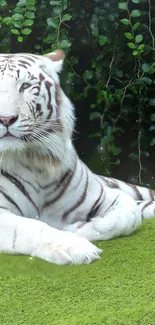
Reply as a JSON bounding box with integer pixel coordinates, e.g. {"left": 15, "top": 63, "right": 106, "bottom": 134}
{"left": 20, "top": 83, "right": 31, "bottom": 92}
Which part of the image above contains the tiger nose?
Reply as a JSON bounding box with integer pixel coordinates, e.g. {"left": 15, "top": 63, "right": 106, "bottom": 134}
{"left": 0, "top": 115, "right": 18, "bottom": 126}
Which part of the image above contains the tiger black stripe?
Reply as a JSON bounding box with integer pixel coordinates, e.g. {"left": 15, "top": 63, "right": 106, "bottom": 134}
{"left": 1, "top": 170, "right": 39, "bottom": 215}
{"left": 71, "top": 164, "right": 84, "bottom": 190}
{"left": 128, "top": 183, "right": 143, "bottom": 200}
{"left": 18, "top": 60, "right": 31, "bottom": 67}
{"left": 40, "top": 162, "right": 76, "bottom": 190}
{"left": 149, "top": 189, "right": 155, "bottom": 200}
{"left": 31, "top": 86, "right": 40, "bottom": 96}
{"left": 41, "top": 171, "right": 70, "bottom": 196}
{"left": 45, "top": 80, "right": 53, "bottom": 114}
{"left": 101, "top": 177, "right": 119, "bottom": 189}
{"left": 62, "top": 168, "right": 89, "bottom": 221}
{"left": 13, "top": 173, "right": 40, "bottom": 194}
{"left": 43, "top": 160, "right": 77, "bottom": 208}
{"left": 19, "top": 55, "right": 39, "bottom": 63}
{"left": 142, "top": 201, "right": 153, "bottom": 213}
{"left": 86, "top": 179, "right": 104, "bottom": 222}
{"left": 104, "top": 195, "right": 120, "bottom": 214}
{"left": 0, "top": 189, "right": 23, "bottom": 215}
{"left": 0, "top": 206, "right": 10, "bottom": 211}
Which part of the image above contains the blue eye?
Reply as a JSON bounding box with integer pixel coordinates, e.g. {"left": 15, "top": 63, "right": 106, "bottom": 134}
{"left": 20, "top": 83, "right": 31, "bottom": 92}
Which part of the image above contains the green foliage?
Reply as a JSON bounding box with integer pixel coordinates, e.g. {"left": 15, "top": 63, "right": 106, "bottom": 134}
{"left": 0, "top": 0, "right": 155, "bottom": 180}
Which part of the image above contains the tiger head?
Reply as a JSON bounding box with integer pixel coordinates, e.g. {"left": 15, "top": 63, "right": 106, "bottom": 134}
{"left": 0, "top": 50, "right": 75, "bottom": 165}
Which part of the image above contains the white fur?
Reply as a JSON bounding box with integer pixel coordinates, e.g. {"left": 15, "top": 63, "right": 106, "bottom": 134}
{"left": 0, "top": 52, "right": 153, "bottom": 265}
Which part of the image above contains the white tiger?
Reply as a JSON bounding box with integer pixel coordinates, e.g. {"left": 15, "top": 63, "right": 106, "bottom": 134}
{"left": 0, "top": 49, "right": 154, "bottom": 265}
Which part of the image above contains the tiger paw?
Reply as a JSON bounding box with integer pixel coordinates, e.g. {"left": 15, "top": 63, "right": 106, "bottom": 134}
{"left": 32, "top": 228, "right": 102, "bottom": 265}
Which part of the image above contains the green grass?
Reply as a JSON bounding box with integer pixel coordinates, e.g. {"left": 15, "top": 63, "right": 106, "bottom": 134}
{"left": 1, "top": 220, "right": 155, "bottom": 325}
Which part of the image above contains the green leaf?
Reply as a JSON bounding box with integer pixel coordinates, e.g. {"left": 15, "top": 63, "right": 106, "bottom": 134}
{"left": 131, "top": 10, "right": 141, "bottom": 17}
{"left": 47, "top": 18, "right": 58, "bottom": 29}
{"left": 27, "top": 5, "right": 35, "bottom": 10}
{"left": 149, "top": 99, "right": 155, "bottom": 106}
{"left": 83, "top": 70, "right": 93, "bottom": 80}
{"left": 11, "top": 29, "right": 20, "bottom": 35}
{"left": 25, "top": 11, "right": 35, "bottom": 19}
{"left": 89, "top": 132, "right": 101, "bottom": 138}
{"left": 0, "top": 0, "right": 7, "bottom": 7}
{"left": 3, "top": 17, "right": 12, "bottom": 25}
{"left": 127, "top": 42, "right": 136, "bottom": 49}
{"left": 14, "top": 6, "right": 25, "bottom": 13}
{"left": 23, "top": 19, "right": 34, "bottom": 26}
{"left": 99, "top": 35, "right": 108, "bottom": 45}
{"left": 133, "top": 22, "right": 140, "bottom": 30}
{"left": 21, "top": 28, "right": 32, "bottom": 35}
{"left": 62, "top": 0, "right": 67, "bottom": 10}
{"left": 149, "top": 125, "right": 155, "bottom": 131}
{"left": 101, "top": 135, "right": 114, "bottom": 145}
{"left": 112, "top": 147, "right": 121, "bottom": 155}
{"left": 120, "top": 18, "right": 130, "bottom": 25}
{"left": 62, "top": 14, "right": 72, "bottom": 22}
{"left": 53, "top": 7, "right": 61, "bottom": 15}
{"left": 138, "top": 44, "right": 145, "bottom": 50}
{"left": 34, "top": 44, "right": 41, "bottom": 50}
{"left": 43, "top": 35, "right": 56, "bottom": 44}
{"left": 141, "top": 63, "right": 151, "bottom": 72}
{"left": 150, "top": 138, "right": 155, "bottom": 146}
{"left": 124, "top": 32, "right": 133, "bottom": 40}
{"left": 90, "top": 112, "right": 101, "bottom": 120}
{"left": 112, "top": 159, "right": 120, "bottom": 165}
{"left": 59, "top": 39, "right": 71, "bottom": 48}
{"left": 118, "top": 2, "right": 127, "bottom": 9}
{"left": 50, "top": 0, "right": 61, "bottom": 4}
{"left": 135, "top": 34, "right": 143, "bottom": 43}
{"left": 141, "top": 77, "right": 152, "bottom": 85}
{"left": 12, "top": 13, "right": 23, "bottom": 20}
{"left": 150, "top": 114, "right": 155, "bottom": 121}
{"left": 27, "top": 0, "right": 35, "bottom": 4}
{"left": 17, "top": 36, "right": 23, "bottom": 42}
{"left": 129, "top": 153, "right": 138, "bottom": 160}
{"left": 13, "top": 21, "right": 22, "bottom": 28}
{"left": 90, "top": 104, "right": 96, "bottom": 109}
{"left": 133, "top": 50, "right": 138, "bottom": 56}
{"left": 69, "top": 56, "right": 78, "bottom": 66}
{"left": 17, "top": 0, "right": 27, "bottom": 6}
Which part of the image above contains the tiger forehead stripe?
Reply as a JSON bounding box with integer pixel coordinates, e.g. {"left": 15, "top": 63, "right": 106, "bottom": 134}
{"left": 18, "top": 55, "right": 38, "bottom": 63}
{"left": 44, "top": 80, "right": 53, "bottom": 112}
{"left": 18, "top": 60, "right": 32, "bottom": 67}
{"left": 28, "top": 72, "right": 38, "bottom": 80}
{"left": 39, "top": 73, "right": 45, "bottom": 83}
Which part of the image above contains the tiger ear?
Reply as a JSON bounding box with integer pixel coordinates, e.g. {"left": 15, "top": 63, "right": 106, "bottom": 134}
{"left": 44, "top": 49, "right": 65, "bottom": 73}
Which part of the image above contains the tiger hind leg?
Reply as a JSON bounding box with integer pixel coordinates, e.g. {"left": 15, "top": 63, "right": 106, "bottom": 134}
{"left": 65, "top": 210, "right": 141, "bottom": 241}
{"left": 137, "top": 200, "right": 155, "bottom": 219}
{"left": 64, "top": 189, "right": 142, "bottom": 241}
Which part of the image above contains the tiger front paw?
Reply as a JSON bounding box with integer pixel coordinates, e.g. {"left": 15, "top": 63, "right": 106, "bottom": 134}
{"left": 32, "top": 227, "right": 102, "bottom": 265}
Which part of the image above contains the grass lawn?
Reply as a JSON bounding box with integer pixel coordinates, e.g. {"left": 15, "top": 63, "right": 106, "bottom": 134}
{"left": 0, "top": 219, "right": 155, "bottom": 325}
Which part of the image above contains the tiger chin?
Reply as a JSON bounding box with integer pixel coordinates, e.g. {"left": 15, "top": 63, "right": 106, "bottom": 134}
{"left": 0, "top": 50, "right": 154, "bottom": 265}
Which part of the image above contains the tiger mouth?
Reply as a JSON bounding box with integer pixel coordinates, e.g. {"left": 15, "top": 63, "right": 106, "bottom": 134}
{"left": 1, "top": 132, "right": 26, "bottom": 140}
